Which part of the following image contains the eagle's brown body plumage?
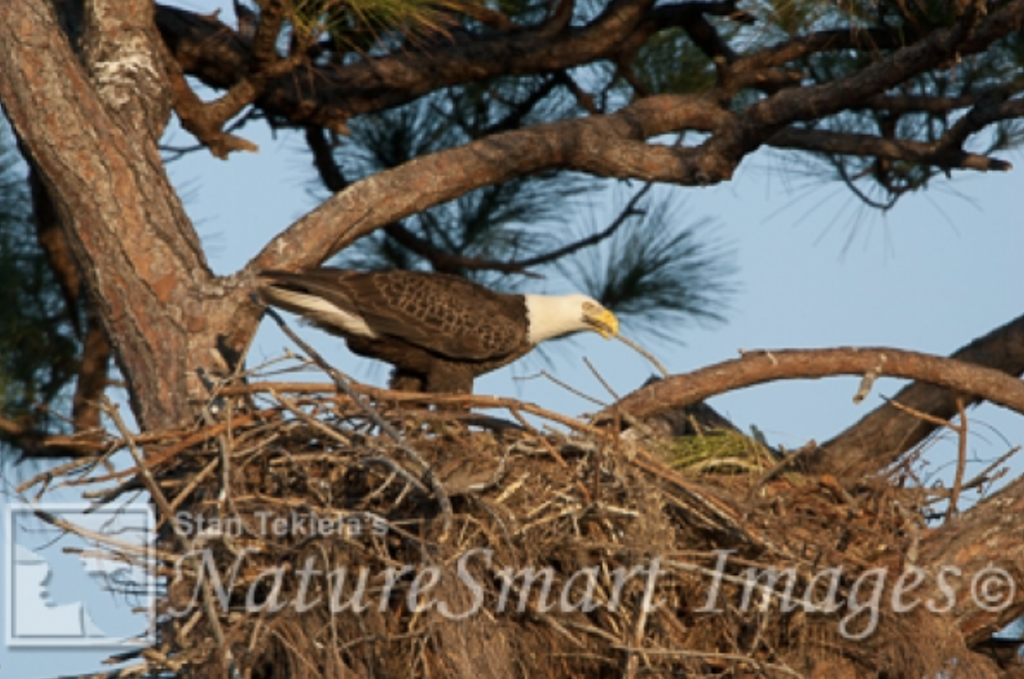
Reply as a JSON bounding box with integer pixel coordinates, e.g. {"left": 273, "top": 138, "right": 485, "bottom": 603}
{"left": 260, "top": 269, "right": 539, "bottom": 393}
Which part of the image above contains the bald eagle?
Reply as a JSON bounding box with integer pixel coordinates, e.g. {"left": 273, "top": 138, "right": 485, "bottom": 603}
{"left": 259, "top": 269, "right": 619, "bottom": 394}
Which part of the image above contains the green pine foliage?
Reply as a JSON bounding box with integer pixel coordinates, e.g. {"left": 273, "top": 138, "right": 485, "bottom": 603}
{"left": 619, "top": 0, "right": 1024, "bottom": 208}
{"left": 631, "top": 28, "right": 718, "bottom": 96}
{"left": 754, "top": 0, "right": 1024, "bottom": 207}
{"left": 557, "top": 189, "right": 736, "bottom": 345}
{"left": 0, "top": 123, "right": 81, "bottom": 438}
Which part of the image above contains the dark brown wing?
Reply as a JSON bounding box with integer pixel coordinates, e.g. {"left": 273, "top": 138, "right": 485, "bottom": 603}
{"left": 261, "top": 269, "right": 529, "bottom": 361}
{"left": 344, "top": 270, "right": 528, "bottom": 361}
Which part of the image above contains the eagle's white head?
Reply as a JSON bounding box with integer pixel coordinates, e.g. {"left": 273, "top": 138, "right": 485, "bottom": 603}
{"left": 524, "top": 294, "right": 620, "bottom": 345}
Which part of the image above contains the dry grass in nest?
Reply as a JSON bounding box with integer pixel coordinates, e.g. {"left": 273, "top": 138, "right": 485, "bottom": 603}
{"left": 14, "top": 362, "right": 981, "bottom": 679}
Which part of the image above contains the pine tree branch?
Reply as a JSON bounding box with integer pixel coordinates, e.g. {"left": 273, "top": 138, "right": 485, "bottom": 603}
{"left": 255, "top": 86, "right": 731, "bottom": 273}
{"left": 600, "top": 346, "right": 1024, "bottom": 443}
{"left": 645, "top": 0, "right": 753, "bottom": 64}
{"left": 155, "top": 0, "right": 659, "bottom": 128}
{"left": 303, "top": 115, "right": 654, "bottom": 277}
{"left": 807, "top": 313, "right": 1024, "bottom": 480}
{"left": 500, "top": 182, "right": 651, "bottom": 270}
{"left": 253, "top": 2, "right": 1022, "bottom": 273}
{"left": 0, "top": 413, "right": 107, "bottom": 459}
{"left": 475, "top": 76, "right": 562, "bottom": 138}
{"left": 919, "top": 472, "right": 1024, "bottom": 645}
{"left": 855, "top": 79, "right": 1024, "bottom": 116}
{"left": 768, "top": 128, "right": 1012, "bottom": 172}
{"left": 305, "top": 125, "right": 348, "bottom": 192}
{"left": 166, "top": 0, "right": 308, "bottom": 156}
{"left": 156, "top": 0, "right": 1017, "bottom": 135}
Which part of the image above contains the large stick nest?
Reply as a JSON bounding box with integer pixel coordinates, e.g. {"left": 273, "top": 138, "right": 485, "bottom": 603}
{"left": 19, "top": 373, "right": 984, "bottom": 679}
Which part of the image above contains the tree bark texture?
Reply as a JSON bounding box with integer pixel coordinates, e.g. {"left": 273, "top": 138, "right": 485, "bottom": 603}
{"left": 0, "top": 0, "right": 242, "bottom": 430}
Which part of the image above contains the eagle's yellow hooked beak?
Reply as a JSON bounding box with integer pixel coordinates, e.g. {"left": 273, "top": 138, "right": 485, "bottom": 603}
{"left": 584, "top": 305, "right": 620, "bottom": 340}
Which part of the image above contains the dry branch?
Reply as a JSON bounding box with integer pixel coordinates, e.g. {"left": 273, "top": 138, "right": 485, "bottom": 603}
{"left": 605, "top": 347, "right": 1024, "bottom": 432}
{"left": 244, "top": 2, "right": 1024, "bottom": 272}
{"left": 813, "top": 313, "right": 1024, "bottom": 479}
{"left": 16, "top": 360, "right": 1022, "bottom": 679}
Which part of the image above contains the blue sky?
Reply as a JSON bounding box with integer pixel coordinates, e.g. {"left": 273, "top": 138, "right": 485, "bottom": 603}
{"left": 187, "top": 122, "right": 1024, "bottom": 456}
{"left": 4, "top": 13, "right": 1024, "bottom": 678}
{"left": 4, "top": 120, "right": 1021, "bottom": 679}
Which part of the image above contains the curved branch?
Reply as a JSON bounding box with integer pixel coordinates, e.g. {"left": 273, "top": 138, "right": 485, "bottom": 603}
{"left": 303, "top": 109, "right": 652, "bottom": 276}
{"left": 769, "top": 127, "right": 1012, "bottom": 172}
{"left": 809, "top": 313, "right": 1024, "bottom": 479}
{"left": 247, "top": 94, "right": 734, "bottom": 272}
{"left": 600, "top": 346, "right": 1024, "bottom": 442}
{"left": 944, "top": 94, "right": 1024, "bottom": 150}
{"left": 246, "top": 2, "right": 1024, "bottom": 274}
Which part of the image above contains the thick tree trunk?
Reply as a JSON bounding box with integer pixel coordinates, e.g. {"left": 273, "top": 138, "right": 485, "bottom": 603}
{"left": 0, "top": 0, "right": 259, "bottom": 431}
{"left": 920, "top": 473, "right": 1024, "bottom": 646}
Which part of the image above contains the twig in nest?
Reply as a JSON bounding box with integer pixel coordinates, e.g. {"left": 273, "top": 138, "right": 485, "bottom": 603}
{"left": 948, "top": 397, "right": 969, "bottom": 521}
{"left": 883, "top": 395, "right": 970, "bottom": 520}
{"left": 362, "top": 456, "right": 430, "bottom": 494}
{"left": 583, "top": 357, "right": 619, "bottom": 400}
{"left": 516, "top": 370, "right": 607, "bottom": 406}
{"left": 217, "top": 381, "right": 610, "bottom": 436}
{"left": 616, "top": 335, "right": 669, "bottom": 378}
{"left": 101, "top": 396, "right": 242, "bottom": 679}
{"left": 271, "top": 388, "right": 351, "bottom": 445}
{"left": 623, "top": 552, "right": 654, "bottom": 679}
{"left": 961, "top": 445, "right": 1020, "bottom": 493}
{"left": 745, "top": 440, "right": 816, "bottom": 502}
{"left": 612, "top": 647, "right": 803, "bottom": 678}
{"left": 507, "top": 407, "right": 569, "bottom": 469}
{"left": 257, "top": 299, "right": 454, "bottom": 542}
